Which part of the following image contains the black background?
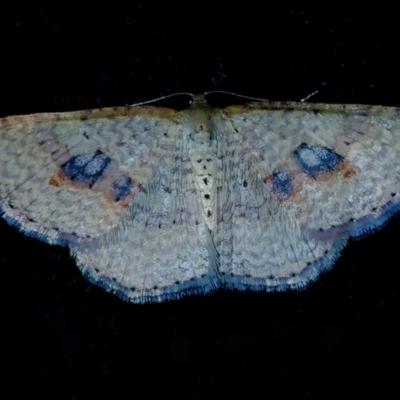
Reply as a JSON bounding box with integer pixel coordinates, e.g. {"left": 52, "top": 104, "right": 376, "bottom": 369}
{"left": 1, "top": 3, "right": 400, "bottom": 399}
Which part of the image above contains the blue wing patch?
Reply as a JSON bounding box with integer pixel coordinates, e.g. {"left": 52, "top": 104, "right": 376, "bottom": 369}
{"left": 61, "top": 151, "right": 111, "bottom": 186}
{"left": 294, "top": 143, "right": 343, "bottom": 178}
{"left": 272, "top": 169, "right": 292, "bottom": 197}
{"left": 111, "top": 176, "right": 133, "bottom": 201}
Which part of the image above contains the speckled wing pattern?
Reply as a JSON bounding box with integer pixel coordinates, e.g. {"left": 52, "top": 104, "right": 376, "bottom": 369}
{"left": 1, "top": 99, "right": 400, "bottom": 302}
{"left": 212, "top": 102, "right": 400, "bottom": 291}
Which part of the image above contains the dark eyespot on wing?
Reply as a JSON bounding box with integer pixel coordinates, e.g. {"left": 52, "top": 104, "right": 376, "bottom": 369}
{"left": 294, "top": 143, "right": 343, "bottom": 178}
{"left": 61, "top": 151, "right": 110, "bottom": 185}
{"left": 272, "top": 169, "right": 292, "bottom": 197}
{"left": 111, "top": 176, "right": 133, "bottom": 201}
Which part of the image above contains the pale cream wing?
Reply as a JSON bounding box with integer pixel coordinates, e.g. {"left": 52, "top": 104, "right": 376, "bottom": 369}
{"left": 73, "top": 121, "right": 218, "bottom": 303}
{"left": 0, "top": 106, "right": 183, "bottom": 243}
{"left": 211, "top": 101, "right": 400, "bottom": 290}
{"left": 0, "top": 106, "right": 217, "bottom": 302}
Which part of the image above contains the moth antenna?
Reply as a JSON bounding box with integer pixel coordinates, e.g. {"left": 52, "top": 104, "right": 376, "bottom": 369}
{"left": 204, "top": 90, "right": 269, "bottom": 102}
{"left": 129, "top": 92, "right": 194, "bottom": 106}
{"left": 300, "top": 90, "right": 320, "bottom": 102}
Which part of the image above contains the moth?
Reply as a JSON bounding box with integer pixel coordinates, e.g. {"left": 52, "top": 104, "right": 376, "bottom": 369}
{"left": 1, "top": 93, "right": 399, "bottom": 303}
